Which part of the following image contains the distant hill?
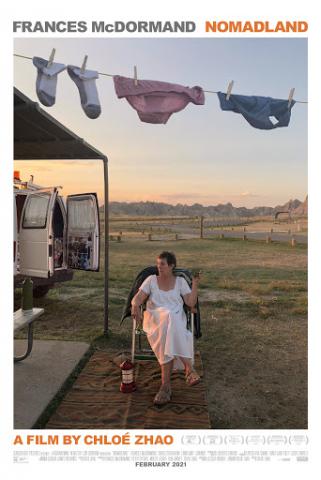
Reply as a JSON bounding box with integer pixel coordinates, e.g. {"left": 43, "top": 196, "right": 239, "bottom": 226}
{"left": 104, "top": 198, "right": 308, "bottom": 218}
{"left": 292, "top": 196, "right": 308, "bottom": 216}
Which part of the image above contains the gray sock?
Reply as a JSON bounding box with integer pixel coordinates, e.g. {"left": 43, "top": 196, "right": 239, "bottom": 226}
{"left": 32, "top": 57, "right": 66, "bottom": 107}
{"left": 67, "top": 65, "right": 101, "bottom": 119}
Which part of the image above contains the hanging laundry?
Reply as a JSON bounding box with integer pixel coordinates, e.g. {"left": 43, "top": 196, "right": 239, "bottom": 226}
{"left": 67, "top": 66, "right": 101, "bottom": 119}
{"left": 113, "top": 75, "right": 205, "bottom": 124}
{"left": 32, "top": 57, "right": 66, "bottom": 107}
{"left": 217, "top": 92, "right": 295, "bottom": 130}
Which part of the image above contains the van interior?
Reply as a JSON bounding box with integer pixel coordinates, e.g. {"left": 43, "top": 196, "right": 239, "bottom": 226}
{"left": 52, "top": 200, "right": 65, "bottom": 269}
{"left": 67, "top": 234, "right": 92, "bottom": 270}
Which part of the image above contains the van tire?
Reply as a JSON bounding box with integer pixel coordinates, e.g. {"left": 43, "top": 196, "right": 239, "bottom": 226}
{"left": 33, "top": 285, "right": 51, "bottom": 298}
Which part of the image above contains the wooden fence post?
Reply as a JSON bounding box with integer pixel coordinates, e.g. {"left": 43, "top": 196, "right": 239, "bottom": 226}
{"left": 200, "top": 215, "right": 204, "bottom": 239}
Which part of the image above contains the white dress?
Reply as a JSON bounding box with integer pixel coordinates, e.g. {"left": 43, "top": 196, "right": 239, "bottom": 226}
{"left": 139, "top": 274, "right": 193, "bottom": 370}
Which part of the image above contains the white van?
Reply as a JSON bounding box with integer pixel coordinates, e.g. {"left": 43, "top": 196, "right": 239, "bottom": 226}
{"left": 14, "top": 175, "right": 100, "bottom": 297}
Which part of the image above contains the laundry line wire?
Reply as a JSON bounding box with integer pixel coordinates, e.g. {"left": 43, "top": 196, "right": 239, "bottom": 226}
{"left": 13, "top": 53, "right": 308, "bottom": 104}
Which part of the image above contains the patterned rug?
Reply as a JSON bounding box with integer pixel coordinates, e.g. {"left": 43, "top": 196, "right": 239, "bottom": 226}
{"left": 46, "top": 350, "right": 211, "bottom": 429}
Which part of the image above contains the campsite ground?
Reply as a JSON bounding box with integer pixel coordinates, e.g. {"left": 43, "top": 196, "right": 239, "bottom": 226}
{"left": 15, "top": 235, "right": 307, "bottom": 429}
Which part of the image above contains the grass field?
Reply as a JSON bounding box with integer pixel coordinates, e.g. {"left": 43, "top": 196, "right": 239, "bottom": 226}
{"left": 15, "top": 236, "right": 307, "bottom": 429}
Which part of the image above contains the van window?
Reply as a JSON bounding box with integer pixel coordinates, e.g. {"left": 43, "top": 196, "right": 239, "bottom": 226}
{"left": 68, "top": 197, "right": 95, "bottom": 230}
{"left": 22, "top": 193, "right": 50, "bottom": 228}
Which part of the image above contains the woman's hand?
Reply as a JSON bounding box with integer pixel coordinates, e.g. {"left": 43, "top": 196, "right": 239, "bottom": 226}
{"left": 131, "top": 289, "right": 148, "bottom": 327}
{"left": 131, "top": 303, "right": 143, "bottom": 327}
{"left": 192, "top": 270, "right": 201, "bottom": 287}
{"left": 183, "top": 271, "right": 201, "bottom": 308}
{"left": 131, "top": 303, "right": 141, "bottom": 318}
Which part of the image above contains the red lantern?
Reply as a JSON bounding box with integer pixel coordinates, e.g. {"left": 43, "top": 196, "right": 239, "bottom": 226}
{"left": 120, "top": 359, "right": 136, "bottom": 393}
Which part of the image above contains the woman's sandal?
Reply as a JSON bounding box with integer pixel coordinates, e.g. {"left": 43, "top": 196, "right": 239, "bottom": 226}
{"left": 153, "top": 385, "right": 172, "bottom": 406}
{"left": 185, "top": 370, "right": 201, "bottom": 386}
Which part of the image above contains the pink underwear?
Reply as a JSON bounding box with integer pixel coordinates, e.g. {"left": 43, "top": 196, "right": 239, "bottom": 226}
{"left": 113, "top": 75, "right": 205, "bottom": 124}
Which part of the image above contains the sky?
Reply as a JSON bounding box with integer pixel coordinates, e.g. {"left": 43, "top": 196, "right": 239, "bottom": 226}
{"left": 14, "top": 37, "right": 308, "bottom": 207}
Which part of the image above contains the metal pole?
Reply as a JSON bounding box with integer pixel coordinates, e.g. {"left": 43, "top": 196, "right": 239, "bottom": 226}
{"left": 103, "top": 157, "right": 109, "bottom": 335}
{"left": 131, "top": 318, "right": 136, "bottom": 364}
{"left": 191, "top": 312, "right": 195, "bottom": 367}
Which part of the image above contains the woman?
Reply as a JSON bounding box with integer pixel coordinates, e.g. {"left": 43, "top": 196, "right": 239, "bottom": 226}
{"left": 131, "top": 251, "right": 201, "bottom": 406}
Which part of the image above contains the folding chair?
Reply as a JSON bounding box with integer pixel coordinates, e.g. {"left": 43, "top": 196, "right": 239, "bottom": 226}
{"left": 122, "top": 267, "right": 200, "bottom": 365}
{"left": 131, "top": 303, "right": 196, "bottom": 365}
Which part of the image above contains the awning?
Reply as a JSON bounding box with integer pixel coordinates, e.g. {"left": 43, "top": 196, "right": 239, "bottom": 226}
{"left": 14, "top": 87, "right": 107, "bottom": 161}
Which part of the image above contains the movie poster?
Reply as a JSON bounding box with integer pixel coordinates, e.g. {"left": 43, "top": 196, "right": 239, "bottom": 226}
{"left": 1, "top": 1, "right": 319, "bottom": 478}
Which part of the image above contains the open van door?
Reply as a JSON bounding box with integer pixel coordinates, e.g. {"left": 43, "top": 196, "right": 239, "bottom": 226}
{"left": 19, "top": 188, "right": 57, "bottom": 278}
{"left": 66, "top": 193, "right": 100, "bottom": 271}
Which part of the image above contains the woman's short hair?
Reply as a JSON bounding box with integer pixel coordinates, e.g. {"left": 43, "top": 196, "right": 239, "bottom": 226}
{"left": 158, "top": 251, "right": 177, "bottom": 267}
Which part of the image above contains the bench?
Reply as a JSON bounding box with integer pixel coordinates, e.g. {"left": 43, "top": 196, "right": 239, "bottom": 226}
{"left": 14, "top": 308, "right": 44, "bottom": 363}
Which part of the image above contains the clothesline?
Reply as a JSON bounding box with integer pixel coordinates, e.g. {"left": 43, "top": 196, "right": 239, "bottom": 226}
{"left": 13, "top": 53, "right": 308, "bottom": 103}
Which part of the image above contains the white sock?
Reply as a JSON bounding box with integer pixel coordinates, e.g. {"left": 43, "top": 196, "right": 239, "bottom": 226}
{"left": 67, "top": 65, "right": 101, "bottom": 119}
{"left": 32, "top": 57, "right": 66, "bottom": 107}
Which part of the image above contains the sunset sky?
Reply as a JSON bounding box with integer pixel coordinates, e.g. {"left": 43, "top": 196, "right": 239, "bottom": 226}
{"left": 14, "top": 37, "right": 307, "bottom": 207}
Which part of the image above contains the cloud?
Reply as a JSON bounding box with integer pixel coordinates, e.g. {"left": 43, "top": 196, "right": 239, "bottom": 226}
{"left": 240, "top": 191, "right": 259, "bottom": 197}
{"left": 158, "top": 192, "right": 209, "bottom": 200}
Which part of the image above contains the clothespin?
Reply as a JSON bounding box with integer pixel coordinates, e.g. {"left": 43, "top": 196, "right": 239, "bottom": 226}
{"left": 47, "top": 48, "right": 56, "bottom": 67}
{"left": 288, "top": 87, "right": 295, "bottom": 108}
{"left": 81, "top": 55, "right": 88, "bottom": 74}
{"left": 134, "top": 65, "right": 138, "bottom": 86}
{"left": 226, "top": 80, "right": 234, "bottom": 100}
